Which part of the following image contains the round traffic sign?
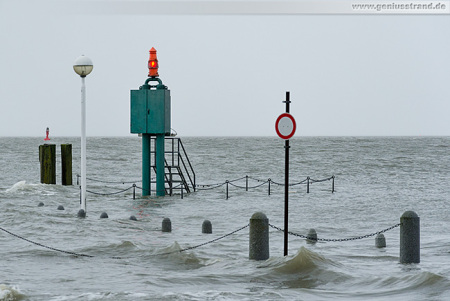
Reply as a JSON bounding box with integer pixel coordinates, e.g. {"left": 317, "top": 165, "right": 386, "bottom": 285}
{"left": 275, "top": 113, "right": 296, "bottom": 140}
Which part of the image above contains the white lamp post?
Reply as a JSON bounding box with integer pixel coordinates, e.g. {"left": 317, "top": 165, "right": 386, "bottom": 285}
{"left": 73, "top": 55, "right": 93, "bottom": 216}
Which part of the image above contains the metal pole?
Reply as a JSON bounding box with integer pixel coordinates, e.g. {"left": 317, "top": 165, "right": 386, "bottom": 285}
{"left": 226, "top": 180, "right": 229, "bottom": 199}
{"left": 284, "top": 91, "right": 290, "bottom": 256}
{"left": 142, "top": 134, "right": 151, "bottom": 196}
{"left": 246, "top": 175, "right": 248, "bottom": 191}
{"left": 155, "top": 134, "right": 165, "bottom": 196}
{"left": 80, "top": 76, "right": 87, "bottom": 213}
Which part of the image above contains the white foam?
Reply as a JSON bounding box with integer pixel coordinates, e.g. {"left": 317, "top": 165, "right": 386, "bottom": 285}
{"left": 0, "top": 284, "right": 26, "bottom": 301}
{"left": 4, "top": 181, "right": 27, "bottom": 193}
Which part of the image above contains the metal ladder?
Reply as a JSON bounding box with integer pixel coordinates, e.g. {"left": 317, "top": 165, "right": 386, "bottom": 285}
{"left": 150, "top": 137, "right": 196, "bottom": 195}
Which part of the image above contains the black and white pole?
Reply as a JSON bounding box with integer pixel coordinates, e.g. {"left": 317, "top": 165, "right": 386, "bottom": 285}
{"left": 275, "top": 91, "right": 296, "bottom": 256}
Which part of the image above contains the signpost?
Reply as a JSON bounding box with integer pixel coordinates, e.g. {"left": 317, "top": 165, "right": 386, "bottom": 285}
{"left": 275, "top": 91, "right": 296, "bottom": 256}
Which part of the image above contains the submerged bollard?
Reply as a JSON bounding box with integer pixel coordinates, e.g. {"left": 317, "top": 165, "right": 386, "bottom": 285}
{"left": 375, "top": 233, "right": 386, "bottom": 248}
{"left": 162, "top": 217, "right": 172, "bottom": 232}
{"left": 39, "top": 144, "right": 56, "bottom": 184}
{"left": 202, "top": 220, "right": 212, "bottom": 234}
{"left": 400, "top": 211, "right": 420, "bottom": 264}
{"left": 306, "top": 228, "right": 317, "bottom": 244}
{"left": 249, "top": 212, "right": 269, "bottom": 260}
{"left": 77, "top": 209, "right": 86, "bottom": 218}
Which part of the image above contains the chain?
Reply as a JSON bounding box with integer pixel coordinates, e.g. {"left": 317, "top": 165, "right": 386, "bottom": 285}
{"left": 269, "top": 223, "right": 401, "bottom": 242}
{"left": 1, "top": 223, "right": 249, "bottom": 259}
{"left": 0, "top": 226, "right": 94, "bottom": 258}
{"left": 155, "top": 224, "right": 249, "bottom": 256}
{"left": 87, "top": 186, "right": 134, "bottom": 196}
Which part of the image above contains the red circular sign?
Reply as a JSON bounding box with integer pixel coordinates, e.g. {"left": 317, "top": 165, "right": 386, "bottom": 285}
{"left": 275, "top": 113, "right": 296, "bottom": 140}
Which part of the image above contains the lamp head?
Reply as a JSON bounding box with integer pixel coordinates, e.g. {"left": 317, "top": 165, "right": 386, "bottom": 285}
{"left": 73, "top": 55, "right": 93, "bottom": 77}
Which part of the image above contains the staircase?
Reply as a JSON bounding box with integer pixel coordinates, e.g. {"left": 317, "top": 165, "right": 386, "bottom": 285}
{"left": 150, "top": 137, "right": 195, "bottom": 195}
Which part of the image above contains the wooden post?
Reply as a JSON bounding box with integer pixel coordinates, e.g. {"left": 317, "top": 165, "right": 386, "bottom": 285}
{"left": 61, "top": 144, "right": 72, "bottom": 185}
{"left": 39, "top": 144, "right": 56, "bottom": 184}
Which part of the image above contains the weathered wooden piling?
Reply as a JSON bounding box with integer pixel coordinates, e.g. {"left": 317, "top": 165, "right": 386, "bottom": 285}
{"left": 39, "top": 144, "right": 56, "bottom": 184}
{"left": 249, "top": 212, "right": 269, "bottom": 260}
{"left": 400, "top": 211, "right": 420, "bottom": 263}
{"left": 202, "top": 220, "right": 212, "bottom": 234}
{"left": 162, "top": 217, "right": 172, "bottom": 232}
{"left": 61, "top": 144, "right": 72, "bottom": 185}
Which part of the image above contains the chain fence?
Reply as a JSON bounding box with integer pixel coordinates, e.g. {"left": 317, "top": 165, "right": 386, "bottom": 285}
{"left": 269, "top": 223, "right": 401, "bottom": 242}
{"left": 1, "top": 219, "right": 402, "bottom": 260}
{"left": 0, "top": 224, "right": 249, "bottom": 259}
{"left": 75, "top": 174, "right": 335, "bottom": 199}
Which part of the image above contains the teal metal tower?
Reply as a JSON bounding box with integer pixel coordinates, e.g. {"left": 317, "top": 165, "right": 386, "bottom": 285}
{"left": 130, "top": 48, "right": 170, "bottom": 196}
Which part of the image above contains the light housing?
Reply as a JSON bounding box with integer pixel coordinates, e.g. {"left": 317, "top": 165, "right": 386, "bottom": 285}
{"left": 73, "top": 55, "right": 93, "bottom": 77}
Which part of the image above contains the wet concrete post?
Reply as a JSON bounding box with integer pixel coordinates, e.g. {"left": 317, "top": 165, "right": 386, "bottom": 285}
{"left": 202, "top": 220, "right": 212, "bottom": 234}
{"left": 306, "top": 228, "right": 317, "bottom": 244}
{"left": 375, "top": 233, "right": 386, "bottom": 248}
{"left": 400, "top": 211, "right": 420, "bottom": 264}
{"left": 39, "top": 144, "right": 56, "bottom": 184}
{"left": 61, "top": 144, "right": 72, "bottom": 185}
{"left": 162, "top": 217, "right": 172, "bottom": 232}
{"left": 249, "top": 212, "right": 269, "bottom": 260}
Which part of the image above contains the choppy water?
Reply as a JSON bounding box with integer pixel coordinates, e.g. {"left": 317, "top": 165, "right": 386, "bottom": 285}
{"left": 0, "top": 136, "right": 449, "bottom": 300}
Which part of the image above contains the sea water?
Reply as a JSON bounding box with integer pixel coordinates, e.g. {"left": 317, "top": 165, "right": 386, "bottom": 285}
{"left": 0, "top": 136, "right": 449, "bottom": 300}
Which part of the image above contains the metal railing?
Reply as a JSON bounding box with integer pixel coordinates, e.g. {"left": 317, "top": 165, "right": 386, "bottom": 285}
{"left": 150, "top": 137, "right": 196, "bottom": 195}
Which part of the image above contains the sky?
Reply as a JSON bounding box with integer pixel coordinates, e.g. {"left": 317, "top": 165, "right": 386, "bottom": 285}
{"left": 0, "top": 0, "right": 449, "bottom": 137}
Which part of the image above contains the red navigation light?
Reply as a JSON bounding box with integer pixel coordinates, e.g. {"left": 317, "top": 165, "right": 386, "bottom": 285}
{"left": 148, "top": 47, "right": 159, "bottom": 77}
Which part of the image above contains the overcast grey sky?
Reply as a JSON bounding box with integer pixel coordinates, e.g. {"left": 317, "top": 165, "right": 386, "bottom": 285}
{"left": 1, "top": 0, "right": 449, "bottom": 137}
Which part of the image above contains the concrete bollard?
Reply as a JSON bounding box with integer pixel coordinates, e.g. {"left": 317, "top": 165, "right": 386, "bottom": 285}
{"left": 375, "top": 233, "right": 386, "bottom": 248}
{"left": 202, "top": 220, "right": 212, "bottom": 234}
{"left": 39, "top": 144, "right": 56, "bottom": 184}
{"left": 400, "top": 211, "right": 420, "bottom": 264}
{"left": 249, "top": 212, "right": 269, "bottom": 260}
{"left": 77, "top": 209, "right": 86, "bottom": 218}
{"left": 306, "top": 228, "right": 317, "bottom": 244}
{"left": 162, "top": 217, "right": 172, "bottom": 232}
{"left": 61, "top": 144, "right": 73, "bottom": 185}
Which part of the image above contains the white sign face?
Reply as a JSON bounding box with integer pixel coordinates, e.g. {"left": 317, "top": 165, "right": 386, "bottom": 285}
{"left": 278, "top": 116, "right": 294, "bottom": 136}
{"left": 275, "top": 113, "right": 296, "bottom": 140}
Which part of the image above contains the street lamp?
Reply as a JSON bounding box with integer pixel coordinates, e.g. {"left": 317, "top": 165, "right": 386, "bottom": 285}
{"left": 73, "top": 55, "right": 93, "bottom": 217}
